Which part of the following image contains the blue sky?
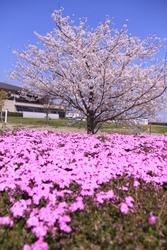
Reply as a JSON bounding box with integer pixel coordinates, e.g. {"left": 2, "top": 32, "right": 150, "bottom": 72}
{"left": 0, "top": 0, "right": 167, "bottom": 120}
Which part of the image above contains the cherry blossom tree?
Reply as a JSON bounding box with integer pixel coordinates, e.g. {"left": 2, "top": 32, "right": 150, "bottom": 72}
{"left": 10, "top": 8, "right": 167, "bottom": 134}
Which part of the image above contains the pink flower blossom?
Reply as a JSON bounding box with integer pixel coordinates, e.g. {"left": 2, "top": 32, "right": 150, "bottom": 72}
{"left": 125, "top": 196, "right": 134, "bottom": 208}
{"left": 59, "top": 215, "right": 71, "bottom": 223}
{"left": 9, "top": 196, "right": 15, "bottom": 203}
{"left": 23, "top": 245, "right": 31, "bottom": 250}
{"left": 120, "top": 202, "right": 129, "bottom": 214}
{"left": 59, "top": 222, "right": 72, "bottom": 233}
{"left": 26, "top": 199, "right": 32, "bottom": 205}
{"left": 0, "top": 129, "right": 166, "bottom": 240}
{"left": 31, "top": 224, "right": 48, "bottom": 237}
{"left": 149, "top": 212, "right": 158, "bottom": 225}
{"left": 0, "top": 216, "right": 13, "bottom": 227}
{"left": 31, "top": 237, "right": 49, "bottom": 250}
{"left": 134, "top": 180, "right": 140, "bottom": 187}
{"left": 69, "top": 200, "right": 85, "bottom": 212}
{"left": 26, "top": 216, "right": 39, "bottom": 228}
{"left": 122, "top": 186, "right": 128, "bottom": 191}
{"left": 10, "top": 199, "right": 28, "bottom": 218}
{"left": 96, "top": 189, "right": 115, "bottom": 204}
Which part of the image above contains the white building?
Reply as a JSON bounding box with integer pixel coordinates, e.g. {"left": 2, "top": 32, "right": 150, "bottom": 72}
{"left": 0, "top": 82, "right": 65, "bottom": 119}
{"left": 134, "top": 118, "right": 148, "bottom": 125}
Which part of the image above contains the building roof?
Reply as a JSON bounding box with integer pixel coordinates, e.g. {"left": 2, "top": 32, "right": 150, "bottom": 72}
{"left": 0, "top": 82, "right": 22, "bottom": 92}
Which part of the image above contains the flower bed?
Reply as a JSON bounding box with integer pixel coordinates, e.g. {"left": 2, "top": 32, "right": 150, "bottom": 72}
{"left": 0, "top": 129, "right": 167, "bottom": 249}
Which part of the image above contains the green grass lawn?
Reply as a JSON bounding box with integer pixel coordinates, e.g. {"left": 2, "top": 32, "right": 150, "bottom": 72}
{"left": 4, "top": 117, "right": 70, "bottom": 127}
{"left": 2, "top": 117, "right": 121, "bottom": 130}
{"left": 1, "top": 117, "right": 167, "bottom": 134}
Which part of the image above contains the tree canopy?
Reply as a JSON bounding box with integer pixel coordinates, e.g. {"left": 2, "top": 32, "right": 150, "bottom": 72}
{"left": 10, "top": 8, "right": 167, "bottom": 133}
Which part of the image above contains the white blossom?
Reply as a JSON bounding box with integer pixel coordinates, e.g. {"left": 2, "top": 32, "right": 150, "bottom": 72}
{"left": 10, "top": 8, "right": 167, "bottom": 134}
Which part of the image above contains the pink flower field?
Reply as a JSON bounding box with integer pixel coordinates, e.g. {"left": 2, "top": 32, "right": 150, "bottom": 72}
{"left": 0, "top": 129, "right": 167, "bottom": 249}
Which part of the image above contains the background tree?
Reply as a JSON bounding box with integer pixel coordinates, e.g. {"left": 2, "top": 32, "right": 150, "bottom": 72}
{"left": 42, "top": 92, "right": 55, "bottom": 125}
{"left": 10, "top": 8, "right": 167, "bottom": 134}
{"left": 0, "top": 90, "right": 8, "bottom": 123}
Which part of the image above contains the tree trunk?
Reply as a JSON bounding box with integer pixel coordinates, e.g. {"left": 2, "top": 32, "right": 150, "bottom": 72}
{"left": 46, "top": 112, "right": 49, "bottom": 125}
{"left": 87, "top": 111, "right": 95, "bottom": 134}
{"left": 87, "top": 84, "right": 95, "bottom": 134}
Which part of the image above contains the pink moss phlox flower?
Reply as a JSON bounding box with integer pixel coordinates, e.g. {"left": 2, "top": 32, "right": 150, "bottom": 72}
{"left": 59, "top": 221, "right": 72, "bottom": 233}
{"left": 96, "top": 195, "right": 103, "bottom": 204}
{"left": 120, "top": 202, "right": 129, "bottom": 214}
{"left": 105, "top": 189, "right": 115, "bottom": 199}
{"left": 0, "top": 129, "right": 167, "bottom": 240}
{"left": 149, "top": 211, "right": 158, "bottom": 225}
{"left": 26, "top": 216, "right": 39, "bottom": 228}
{"left": 125, "top": 196, "right": 134, "bottom": 208}
{"left": 57, "top": 201, "right": 68, "bottom": 213}
{"left": 0, "top": 216, "right": 13, "bottom": 227}
{"left": 58, "top": 215, "right": 72, "bottom": 232}
{"left": 69, "top": 197, "right": 85, "bottom": 212}
{"left": 30, "top": 237, "right": 49, "bottom": 250}
{"left": 32, "top": 194, "right": 42, "bottom": 205}
{"left": 32, "top": 208, "right": 39, "bottom": 215}
{"left": 59, "top": 215, "right": 71, "bottom": 223}
{"left": 10, "top": 199, "right": 29, "bottom": 218}
{"left": 9, "top": 196, "right": 15, "bottom": 203}
{"left": 31, "top": 223, "right": 48, "bottom": 237}
{"left": 38, "top": 206, "right": 55, "bottom": 223}
{"left": 122, "top": 186, "right": 128, "bottom": 191}
{"left": 23, "top": 244, "right": 31, "bottom": 250}
{"left": 26, "top": 199, "right": 32, "bottom": 205}
{"left": 117, "top": 186, "right": 128, "bottom": 191}
{"left": 0, "top": 183, "right": 7, "bottom": 192}
{"left": 80, "top": 189, "right": 94, "bottom": 196}
{"left": 134, "top": 180, "right": 140, "bottom": 187}
{"left": 96, "top": 189, "right": 115, "bottom": 204}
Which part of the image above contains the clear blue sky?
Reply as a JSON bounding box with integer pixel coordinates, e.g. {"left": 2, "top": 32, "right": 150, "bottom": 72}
{"left": 0, "top": 0, "right": 167, "bottom": 120}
